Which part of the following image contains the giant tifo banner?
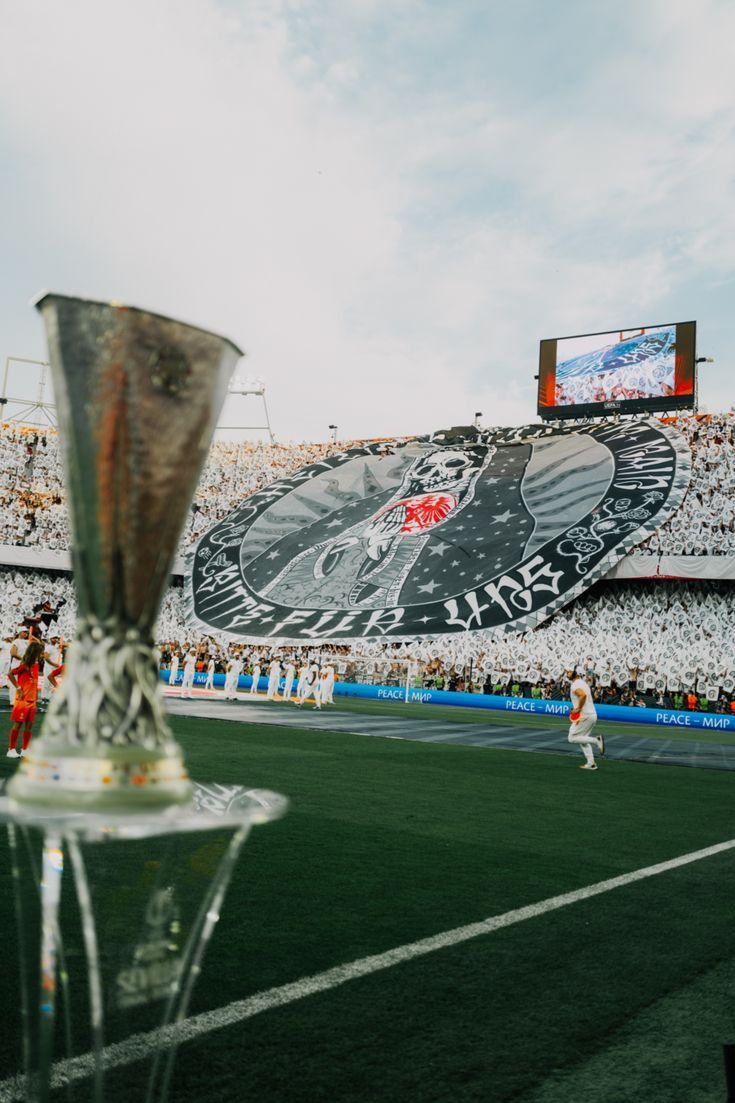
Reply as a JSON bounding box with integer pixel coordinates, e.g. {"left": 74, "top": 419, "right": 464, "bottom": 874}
{"left": 185, "top": 419, "right": 691, "bottom": 642}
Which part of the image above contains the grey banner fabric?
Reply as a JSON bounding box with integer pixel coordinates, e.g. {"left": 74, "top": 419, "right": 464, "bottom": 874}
{"left": 185, "top": 419, "right": 692, "bottom": 643}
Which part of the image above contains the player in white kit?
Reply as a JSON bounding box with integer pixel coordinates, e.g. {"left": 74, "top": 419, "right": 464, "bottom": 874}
{"left": 322, "top": 663, "right": 335, "bottom": 704}
{"left": 225, "top": 654, "right": 243, "bottom": 700}
{"left": 296, "top": 663, "right": 315, "bottom": 706}
{"left": 281, "top": 659, "right": 296, "bottom": 701}
{"left": 566, "top": 667, "right": 604, "bottom": 769}
{"left": 249, "top": 657, "right": 261, "bottom": 696}
{"left": 168, "top": 650, "right": 180, "bottom": 690}
{"left": 40, "top": 637, "right": 61, "bottom": 706}
{"left": 204, "top": 657, "right": 215, "bottom": 690}
{"left": 294, "top": 662, "right": 309, "bottom": 705}
{"left": 223, "top": 659, "right": 235, "bottom": 700}
{"left": 312, "top": 668, "right": 323, "bottom": 709}
{"left": 314, "top": 667, "right": 333, "bottom": 710}
{"left": 180, "top": 650, "right": 197, "bottom": 698}
{"left": 266, "top": 658, "right": 281, "bottom": 700}
{"left": 309, "top": 663, "right": 323, "bottom": 709}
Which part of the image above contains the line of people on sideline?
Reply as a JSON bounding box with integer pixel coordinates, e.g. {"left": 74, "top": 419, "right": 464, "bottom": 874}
{"left": 164, "top": 644, "right": 336, "bottom": 708}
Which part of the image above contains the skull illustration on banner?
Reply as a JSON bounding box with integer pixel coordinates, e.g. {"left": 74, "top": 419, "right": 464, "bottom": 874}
{"left": 262, "top": 446, "right": 494, "bottom": 610}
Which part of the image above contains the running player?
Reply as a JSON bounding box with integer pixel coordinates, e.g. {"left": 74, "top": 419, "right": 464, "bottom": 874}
{"left": 566, "top": 666, "right": 604, "bottom": 770}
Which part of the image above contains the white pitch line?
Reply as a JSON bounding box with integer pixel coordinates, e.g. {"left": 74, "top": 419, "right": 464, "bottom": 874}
{"left": 1, "top": 836, "right": 734, "bottom": 1102}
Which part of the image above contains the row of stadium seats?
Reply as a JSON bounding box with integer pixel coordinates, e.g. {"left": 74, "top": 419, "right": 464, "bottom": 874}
{"left": 2, "top": 413, "right": 735, "bottom": 556}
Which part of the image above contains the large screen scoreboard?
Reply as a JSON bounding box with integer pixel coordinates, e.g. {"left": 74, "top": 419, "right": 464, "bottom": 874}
{"left": 538, "top": 321, "right": 696, "bottom": 420}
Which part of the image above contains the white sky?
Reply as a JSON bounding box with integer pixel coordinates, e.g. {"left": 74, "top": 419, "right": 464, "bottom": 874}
{"left": 1, "top": 0, "right": 734, "bottom": 441}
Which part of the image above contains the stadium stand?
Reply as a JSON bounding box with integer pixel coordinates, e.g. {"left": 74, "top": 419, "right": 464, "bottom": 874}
{"left": 0, "top": 425, "right": 351, "bottom": 554}
{"left": 636, "top": 413, "right": 735, "bottom": 555}
{"left": 1, "top": 567, "right": 733, "bottom": 711}
{"left": 3, "top": 414, "right": 735, "bottom": 556}
{"left": 1, "top": 416, "right": 735, "bottom": 710}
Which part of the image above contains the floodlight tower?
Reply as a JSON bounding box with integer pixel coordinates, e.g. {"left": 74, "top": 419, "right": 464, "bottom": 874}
{"left": 1, "top": 356, "right": 57, "bottom": 427}
{"left": 217, "top": 375, "right": 275, "bottom": 442}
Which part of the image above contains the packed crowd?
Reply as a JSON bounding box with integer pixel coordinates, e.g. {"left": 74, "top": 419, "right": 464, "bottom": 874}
{"left": 555, "top": 359, "right": 674, "bottom": 406}
{"left": 0, "top": 424, "right": 353, "bottom": 555}
{"left": 0, "top": 424, "right": 68, "bottom": 548}
{"left": 636, "top": 413, "right": 735, "bottom": 555}
{"left": 314, "top": 578, "right": 735, "bottom": 710}
{"left": 1, "top": 414, "right": 735, "bottom": 556}
{"left": 1, "top": 564, "right": 733, "bottom": 711}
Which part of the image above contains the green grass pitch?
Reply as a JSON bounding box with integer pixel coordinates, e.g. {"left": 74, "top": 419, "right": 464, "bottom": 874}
{"left": 0, "top": 703, "right": 733, "bottom": 1102}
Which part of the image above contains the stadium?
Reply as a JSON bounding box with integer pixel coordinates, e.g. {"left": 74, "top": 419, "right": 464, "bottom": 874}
{"left": 1, "top": 307, "right": 735, "bottom": 1103}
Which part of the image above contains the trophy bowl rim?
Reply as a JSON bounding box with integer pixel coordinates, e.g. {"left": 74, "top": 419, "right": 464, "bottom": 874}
{"left": 32, "top": 290, "right": 244, "bottom": 358}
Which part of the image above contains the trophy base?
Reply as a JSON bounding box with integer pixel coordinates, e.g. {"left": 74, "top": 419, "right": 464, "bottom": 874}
{"left": 6, "top": 743, "right": 192, "bottom": 809}
{"left": 0, "top": 780, "right": 287, "bottom": 1102}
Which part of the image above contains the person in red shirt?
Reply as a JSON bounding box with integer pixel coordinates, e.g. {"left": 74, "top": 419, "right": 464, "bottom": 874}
{"left": 7, "top": 639, "right": 46, "bottom": 758}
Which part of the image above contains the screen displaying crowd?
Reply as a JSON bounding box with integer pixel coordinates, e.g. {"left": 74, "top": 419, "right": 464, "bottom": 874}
{"left": 553, "top": 327, "right": 677, "bottom": 406}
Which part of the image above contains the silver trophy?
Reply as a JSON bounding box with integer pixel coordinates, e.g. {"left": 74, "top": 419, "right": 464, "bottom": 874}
{"left": 9, "top": 293, "right": 241, "bottom": 807}
{"left": 0, "top": 295, "right": 288, "bottom": 1102}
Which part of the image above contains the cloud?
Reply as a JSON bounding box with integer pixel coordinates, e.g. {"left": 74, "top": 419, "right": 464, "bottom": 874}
{"left": 0, "top": 0, "right": 733, "bottom": 440}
